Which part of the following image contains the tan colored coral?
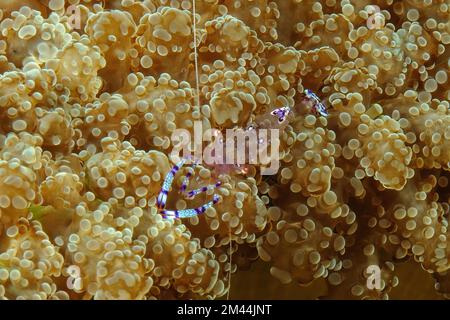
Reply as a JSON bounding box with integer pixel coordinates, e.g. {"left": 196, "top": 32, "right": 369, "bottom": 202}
{"left": 356, "top": 115, "right": 414, "bottom": 190}
{"left": 381, "top": 91, "right": 450, "bottom": 170}
{"left": 256, "top": 204, "right": 347, "bottom": 285}
{"left": 0, "top": 132, "right": 49, "bottom": 234}
{"left": 174, "top": 171, "right": 269, "bottom": 247}
{"left": 0, "top": 53, "right": 16, "bottom": 73}
{"left": 328, "top": 92, "right": 414, "bottom": 191}
{"left": 298, "top": 47, "right": 340, "bottom": 91}
{"left": 198, "top": 14, "right": 264, "bottom": 68}
{"left": 0, "top": 71, "right": 38, "bottom": 135}
{"left": 40, "top": 172, "right": 83, "bottom": 210}
{"left": 0, "top": 159, "right": 38, "bottom": 235}
{"left": 0, "top": 132, "right": 45, "bottom": 172}
{"left": 65, "top": 201, "right": 153, "bottom": 299}
{"left": 0, "top": 218, "right": 67, "bottom": 299}
{"left": 323, "top": 61, "right": 378, "bottom": 104}
{"left": 45, "top": 35, "right": 106, "bottom": 103}
{"left": 0, "top": 0, "right": 48, "bottom": 19}
{"left": 36, "top": 108, "right": 74, "bottom": 155}
{"left": 275, "top": 0, "right": 325, "bottom": 45}
{"left": 326, "top": 245, "right": 399, "bottom": 300}
{"left": 0, "top": 7, "right": 71, "bottom": 68}
{"left": 72, "top": 93, "right": 130, "bottom": 154}
{"left": 135, "top": 207, "right": 226, "bottom": 299}
{"left": 105, "top": 0, "right": 151, "bottom": 24}
{"left": 393, "top": 0, "right": 449, "bottom": 48}
{"left": 133, "top": 7, "right": 193, "bottom": 81}
{"left": 280, "top": 115, "right": 337, "bottom": 196}
{"left": 200, "top": 63, "right": 263, "bottom": 128}
{"left": 295, "top": 13, "right": 354, "bottom": 58}
{"left": 253, "top": 43, "right": 300, "bottom": 112}
{"left": 85, "top": 9, "right": 137, "bottom": 91}
{"left": 0, "top": 0, "right": 448, "bottom": 301}
{"left": 118, "top": 72, "right": 211, "bottom": 151}
{"left": 84, "top": 137, "right": 171, "bottom": 207}
{"left": 0, "top": 62, "right": 62, "bottom": 138}
{"left": 373, "top": 175, "right": 450, "bottom": 274}
{"left": 222, "top": 0, "right": 280, "bottom": 41}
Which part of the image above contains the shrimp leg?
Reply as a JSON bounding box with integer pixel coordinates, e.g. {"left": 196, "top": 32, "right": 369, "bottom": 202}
{"left": 157, "top": 159, "right": 187, "bottom": 210}
{"left": 161, "top": 194, "right": 220, "bottom": 219}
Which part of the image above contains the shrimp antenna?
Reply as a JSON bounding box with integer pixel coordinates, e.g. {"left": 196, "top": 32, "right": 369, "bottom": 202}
{"left": 192, "top": 0, "right": 201, "bottom": 109}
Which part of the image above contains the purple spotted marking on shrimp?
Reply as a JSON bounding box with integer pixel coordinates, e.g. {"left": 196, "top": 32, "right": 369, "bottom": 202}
{"left": 157, "top": 158, "right": 221, "bottom": 219}
{"left": 180, "top": 160, "right": 198, "bottom": 193}
{"left": 304, "top": 89, "right": 328, "bottom": 117}
{"left": 186, "top": 181, "right": 222, "bottom": 199}
{"left": 270, "top": 106, "right": 291, "bottom": 123}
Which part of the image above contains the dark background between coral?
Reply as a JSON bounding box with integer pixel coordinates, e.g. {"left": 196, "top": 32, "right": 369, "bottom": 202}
{"left": 228, "top": 259, "right": 441, "bottom": 300}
